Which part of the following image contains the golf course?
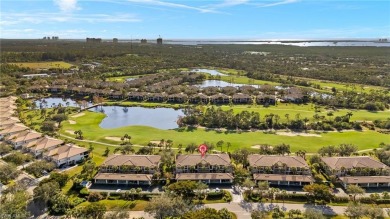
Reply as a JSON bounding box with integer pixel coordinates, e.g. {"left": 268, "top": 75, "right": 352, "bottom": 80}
{"left": 59, "top": 108, "right": 389, "bottom": 153}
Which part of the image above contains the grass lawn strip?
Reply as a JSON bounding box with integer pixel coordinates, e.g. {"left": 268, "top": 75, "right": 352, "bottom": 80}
{"left": 9, "top": 61, "right": 74, "bottom": 69}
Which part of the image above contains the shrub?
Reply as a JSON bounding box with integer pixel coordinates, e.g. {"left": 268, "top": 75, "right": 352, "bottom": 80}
{"left": 80, "top": 188, "right": 90, "bottom": 197}
{"left": 70, "top": 197, "right": 85, "bottom": 206}
{"left": 24, "top": 160, "right": 56, "bottom": 177}
{"left": 3, "top": 152, "right": 34, "bottom": 166}
{"left": 206, "top": 191, "right": 224, "bottom": 200}
{"left": 332, "top": 196, "right": 349, "bottom": 203}
{"left": 100, "top": 192, "right": 108, "bottom": 199}
{"left": 374, "top": 199, "right": 390, "bottom": 205}
{"left": 223, "top": 191, "right": 232, "bottom": 202}
{"left": 109, "top": 192, "right": 121, "bottom": 197}
{"left": 87, "top": 192, "right": 103, "bottom": 202}
{"left": 359, "top": 197, "right": 375, "bottom": 204}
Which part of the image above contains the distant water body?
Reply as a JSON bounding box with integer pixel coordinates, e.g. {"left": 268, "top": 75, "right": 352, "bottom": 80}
{"left": 163, "top": 41, "right": 390, "bottom": 47}
{"left": 118, "top": 40, "right": 390, "bottom": 47}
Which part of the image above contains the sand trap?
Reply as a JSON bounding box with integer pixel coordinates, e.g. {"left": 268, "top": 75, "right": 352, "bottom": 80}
{"left": 71, "top": 113, "right": 85, "bottom": 118}
{"left": 276, "top": 132, "right": 321, "bottom": 137}
{"left": 65, "top": 130, "right": 75, "bottom": 135}
{"left": 68, "top": 120, "right": 76, "bottom": 124}
{"left": 251, "top": 145, "right": 273, "bottom": 149}
{"left": 105, "top": 137, "right": 122, "bottom": 141}
{"left": 149, "top": 140, "right": 166, "bottom": 146}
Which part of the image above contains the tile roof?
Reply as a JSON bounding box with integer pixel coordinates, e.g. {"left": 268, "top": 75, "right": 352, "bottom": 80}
{"left": 6, "top": 130, "right": 42, "bottom": 143}
{"left": 176, "top": 173, "right": 234, "bottom": 180}
{"left": 0, "top": 123, "right": 28, "bottom": 135}
{"left": 0, "top": 105, "right": 17, "bottom": 110}
{"left": 176, "top": 154, "right": 231, "bottom": 167}
{"left": 94, "top": 173, "right": 153, "bottom": 181}
{"left": 248, "top": 155, "right": 309, "bottom": 168}
{"left": 0, "top": 117, "right": 20, "bottom": 127}
{"left": 101, "top": 155, "right": 161, "bottom": 168}
{"left": 339, "top": 176, "right": 390, "bottom": 184}
{"left": 44, "top": 144, "right": 88, "bottom": 161}
{"left": 253, "top": 174, "right": 314, "bottom": 182}
{"left": 25, "top": 136, "right": 64, "bottom": 151}
{"left": 0, "top": 112, "right": 14, "bottom": 118}
{"left": 321, "top": 156, "right": 389, "bottom": 170}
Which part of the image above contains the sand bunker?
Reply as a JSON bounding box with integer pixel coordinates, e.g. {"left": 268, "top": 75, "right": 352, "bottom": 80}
{"left": 71, "top": 113, "right": 85, "bottom": 118}
{"left": 68, "top": 120, "right": 76, "bottom": 124}
{"left": 251, "top": 145, "right": 274, "bottom": 149}
{"left": 149, "top": 140, "right": 167, "bottom": 146}
{"left": 105, "top": 137, "right": 122, "bottom": 141}
{"left": 276, "top": 132, "right": 321, "bottom": 137}
{"left": 65, "top": 130, "right": 75, "bottom": 135}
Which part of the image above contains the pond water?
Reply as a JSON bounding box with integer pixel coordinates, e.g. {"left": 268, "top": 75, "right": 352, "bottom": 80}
{"left": 197, "top": 80, "right": 258, "bottom": 88}
{"left": 90, "top": 106, "right": 184, "bottom": 129}
{"left": 34, "top": 98, "right": 92, "bottom": 109}
{"left": 191, "top": 69, "right": 227, "bottom": 76}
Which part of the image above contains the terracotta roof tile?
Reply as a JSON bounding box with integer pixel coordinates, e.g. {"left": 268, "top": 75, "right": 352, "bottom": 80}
{"left": 248, "top": 155, "right": 309, "bottom": 168}
{"left": 176, "top": 154, "right": 231, "bottom": 167}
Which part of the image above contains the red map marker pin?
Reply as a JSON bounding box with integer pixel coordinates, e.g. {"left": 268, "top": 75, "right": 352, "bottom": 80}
{"left": 198, "top": 144, "right": 208, "bottom": 157}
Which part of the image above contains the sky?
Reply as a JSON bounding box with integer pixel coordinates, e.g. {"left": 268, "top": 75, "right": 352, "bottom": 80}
{"left": 1, "top": 0, "right": 389, "bottom": 39}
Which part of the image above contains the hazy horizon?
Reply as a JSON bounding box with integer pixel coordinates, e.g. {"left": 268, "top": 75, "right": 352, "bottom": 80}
{"left": 1, "top": 0, "right": 389, "bottom": 39}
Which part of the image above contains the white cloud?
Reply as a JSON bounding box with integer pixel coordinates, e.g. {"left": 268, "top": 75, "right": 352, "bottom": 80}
{"left": 255, "top": 0, "right": 299, "bottom": 8}
{"left": 0, "top": 12, "right": 141, "bottom": 25}
{"left": 54, "top": 0, "right": 81, "bottom": 12}
{"left": 126, "top": 0, "right": 217, "bottom": 13}
{"left": 211, "top": 0, "right": 249, "bottom": 8}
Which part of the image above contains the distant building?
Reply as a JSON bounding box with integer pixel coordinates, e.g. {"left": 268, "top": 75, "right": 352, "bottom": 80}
{"left": 43, "top": 36, "right": 58, "bottom": 40}
{"left": 157, "top": 37, "right": 163, "bottom": 45}
{"left": 22, "top": 74, "right": 50, "bottom": 79}
{"left": 141, "top": 39, "right": 147, "bottom": 44}
{"left": 86, "top": 38, "right": 102, "bottom": 43}
{"left": 113, "top": 38, "right": 118, "bottom": 43}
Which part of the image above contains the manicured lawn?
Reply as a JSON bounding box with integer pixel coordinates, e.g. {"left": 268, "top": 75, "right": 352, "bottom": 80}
{"left": 78, "top": 200, "right": 148, "bottom": 210}
{"left": 9, "top": 61, "right": 74, "bottom": 69}
{"left": 218, "top": 104, "right": 390, "bottom": 122}
{"left": 105, "top": 75, "right": 141, "bottom": 82}
{"left": 60, "top": 110, "right": 389, "bottom": 153}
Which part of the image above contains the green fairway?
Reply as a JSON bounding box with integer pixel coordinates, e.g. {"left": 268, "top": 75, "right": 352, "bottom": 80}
{"left": 9, "top": 61, "right": 74, "bottom": 69}
{"left": 218, "top": 104, "right": 390, "bottom": 122}
{"left": 61, "top": 110, "right": 389, "bottom": 153}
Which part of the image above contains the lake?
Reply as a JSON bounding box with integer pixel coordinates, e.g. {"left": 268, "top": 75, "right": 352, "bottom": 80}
{"left": 191, "top": 68, "right": 227, "bottom": 76}
{"left": 90, "top": 106, "right": 184, "bottom": 129}
{"left": 197, "top": 80, "right": 258, "bottom": 88}
{"left": 34, "top": 97, "right": 91, "bottom": 109}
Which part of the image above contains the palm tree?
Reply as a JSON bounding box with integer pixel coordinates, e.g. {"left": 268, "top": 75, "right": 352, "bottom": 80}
{"left": 285, "top": 114, "right": 290, "bottom": 123}
{"left": 303, "top": 117, "right": 309, "bottom": 130}
{"left": 280, "top": 190, "right": 287, "bottom": 206}
{"left": 217, "top": 140, "right": 224, "bottom": 152}
{"left": 226, "top": 142, "right": 231, "bottom": 152}
{"left": 346, "top": 111, "right": 353, "bottom": 122}
{"left": 258, "top": 181, "right": 269, "bottom": 198}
